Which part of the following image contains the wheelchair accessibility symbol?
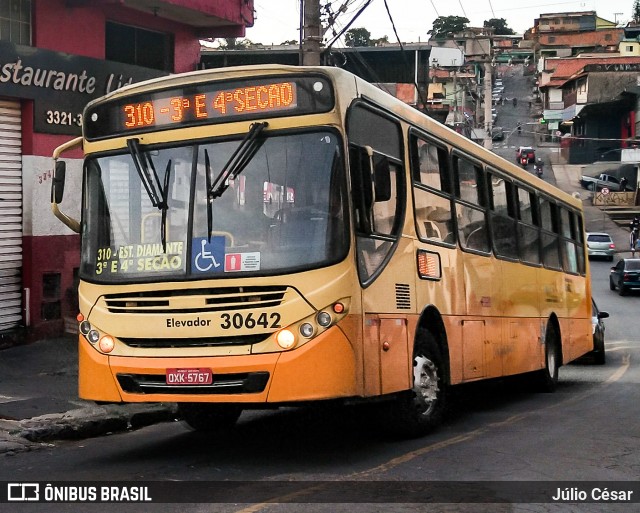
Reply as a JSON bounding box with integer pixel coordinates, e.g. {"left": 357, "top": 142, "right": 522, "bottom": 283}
{"left": 192, "top": 237, "right": 225, "bottom": 273}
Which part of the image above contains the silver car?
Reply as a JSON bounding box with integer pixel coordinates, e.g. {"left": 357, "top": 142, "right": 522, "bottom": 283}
{"left": 586, "top": 232, "right": 616, "bottom": 261}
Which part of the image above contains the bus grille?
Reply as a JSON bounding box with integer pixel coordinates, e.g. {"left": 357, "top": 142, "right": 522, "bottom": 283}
{"left": 118, "top": 334, "right": 268, "bottom": 348}
{"left": 102, "top": 286, "right": 287, "bottom": 314}
{"left": 117, "top": 371, "right": 270, "bottom": 395}
{"left": 395, "top": 283, "right": 411, "bottom": 310}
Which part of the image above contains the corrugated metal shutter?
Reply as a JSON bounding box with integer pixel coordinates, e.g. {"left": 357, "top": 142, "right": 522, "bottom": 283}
{"left": 0, "top": 100, "right": 22, "bottom": 331}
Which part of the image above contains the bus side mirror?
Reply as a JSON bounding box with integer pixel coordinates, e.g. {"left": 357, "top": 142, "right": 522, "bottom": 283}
{"left": 52, "top": 160, "right": 66, "bottom": 204}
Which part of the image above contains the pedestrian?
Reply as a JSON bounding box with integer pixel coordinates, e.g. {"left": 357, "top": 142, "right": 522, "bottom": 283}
{"left": 513, "top": 97, "right": 517, "bottom": 107}
{"left": 630, "top": 215, "right": 639, "bottom": 232}
{"left": 631, "top": 228, "right": 639, "bottom": 257}
{"left": 620, "top": 176, "right": 628, "bottom": 191}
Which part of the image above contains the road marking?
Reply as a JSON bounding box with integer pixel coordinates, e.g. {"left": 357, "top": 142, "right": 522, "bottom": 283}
{"left": 231, "top": 354, "right": 632, "bottom": 512}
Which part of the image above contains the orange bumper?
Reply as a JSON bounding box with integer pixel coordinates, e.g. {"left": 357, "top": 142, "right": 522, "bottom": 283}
{"left": 78, "top": 326, "right": 357, "bottom": 404}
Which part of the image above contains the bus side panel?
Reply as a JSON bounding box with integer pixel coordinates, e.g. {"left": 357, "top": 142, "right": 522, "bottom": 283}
{"left": 565, "top": 274, "right": 592, "bottom": 363}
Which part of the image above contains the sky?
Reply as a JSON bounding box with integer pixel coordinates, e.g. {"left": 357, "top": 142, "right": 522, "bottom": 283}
{"left": 246, "top": 0, "right": 636, "bottom": 45}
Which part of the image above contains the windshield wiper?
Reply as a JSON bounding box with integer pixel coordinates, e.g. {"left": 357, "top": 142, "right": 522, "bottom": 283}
{"left": 204, "top": 149, "right": 213, "bottom": 242}
{"left": 207, "top": 121, "right": 268, "bottom": 202}
{"left": 127, "top": 138, "right": 163, "bottom": 207}
{"left": 127, "top": 138, "right": 171, "bottom": 251}
{"left": 160, "top": 159, "right": 172, "bottom": 252}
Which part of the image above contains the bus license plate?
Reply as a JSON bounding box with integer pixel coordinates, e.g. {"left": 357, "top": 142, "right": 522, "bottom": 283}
{"left": 166, "top": 368, "right": 213, "bottom": 385}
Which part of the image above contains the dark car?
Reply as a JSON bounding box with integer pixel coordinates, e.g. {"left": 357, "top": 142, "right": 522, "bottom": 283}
{"left": 589, "top": 298, "right": 608, "bottom": 365}
{"left": 609, "top": 258, "right": 640, "bottom": 295}
{"left": 491, "top": 126, "right": 504, "bottom": 141}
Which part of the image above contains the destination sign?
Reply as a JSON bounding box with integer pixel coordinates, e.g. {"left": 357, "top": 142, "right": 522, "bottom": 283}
{"left": 84, "top": 74, "right": 334, "bottom": 140}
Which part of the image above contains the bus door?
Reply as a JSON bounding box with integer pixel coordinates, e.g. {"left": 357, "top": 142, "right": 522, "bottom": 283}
{"left": 347, "top": 103, "right": 413, "bottom": 396}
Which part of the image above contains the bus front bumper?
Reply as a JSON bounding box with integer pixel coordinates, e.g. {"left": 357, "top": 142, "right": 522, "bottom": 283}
{"left": 78, "top": 326, "right": 357, "bottom": 404}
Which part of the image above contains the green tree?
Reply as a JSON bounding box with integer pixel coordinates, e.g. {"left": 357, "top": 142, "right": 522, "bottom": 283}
{"left": 483, "top": 18, "right": 515, "bottom": 35}
{"left": 345, "top": 27, "right": 371, "bottom": 47}
{"left": 218, "top": 38, "right": 253, "bottom": 49}
{"left": 428, "top": 16, "right": 469, "bottom": 38}
{"left": 372, "top": 35, "right": 390, "bottom": 46}
{"left": 281, "top": 39, "right": 298, "bottom": 45}
{"left": 634, "top": 0, "right": 640, "bottom": 23}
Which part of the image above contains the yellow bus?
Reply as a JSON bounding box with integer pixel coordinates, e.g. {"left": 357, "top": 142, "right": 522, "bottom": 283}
{"left": 51, "top": 65, "right": 594, "bottom": 437}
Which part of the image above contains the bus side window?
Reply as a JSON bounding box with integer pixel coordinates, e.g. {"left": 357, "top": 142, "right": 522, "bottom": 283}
{"left": 410, "top": 134, "right": 455, "bottom": 244}
{"left": 516, "top": 186, "right": 541, "bottom": 265}
{"left": 453, "top": 154, "right": 489, "bottom": 253}
{"left": 539, "top": 197, "right": 561, "bottom": 270}
{"left": 488, "top": 173, "right": 518, "bottom": 259}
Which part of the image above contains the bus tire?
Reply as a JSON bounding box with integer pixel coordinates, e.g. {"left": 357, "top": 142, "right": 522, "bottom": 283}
{"left": 178, "top": 403, "right": 242, "bottom": 432}
{"left": 386, "top": 331, "right": 447, "bottom": 438}
{"left": 532, "top": 323, "right": 559, "bottom": 392}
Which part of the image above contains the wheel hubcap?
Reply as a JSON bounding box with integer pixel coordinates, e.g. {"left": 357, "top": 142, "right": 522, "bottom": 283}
{"left": 413, "top": 355, "right": 439, "bottom": 415}
{"left": 547, "top": 346, "right": 556, "bottom": 376}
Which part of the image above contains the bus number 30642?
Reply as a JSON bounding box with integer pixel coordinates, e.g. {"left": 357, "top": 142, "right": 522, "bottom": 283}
{"left": 220, "top": 312, "right": 281, "bottom": 330}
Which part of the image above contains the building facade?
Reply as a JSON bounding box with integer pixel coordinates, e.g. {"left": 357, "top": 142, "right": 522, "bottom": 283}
{"left": 0, "top": 0, "right": 253, "bottom": 341}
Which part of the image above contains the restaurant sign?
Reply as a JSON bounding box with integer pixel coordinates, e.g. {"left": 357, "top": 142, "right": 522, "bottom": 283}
{"left": 0, "top": 41, "right": 167, "bottom": 135}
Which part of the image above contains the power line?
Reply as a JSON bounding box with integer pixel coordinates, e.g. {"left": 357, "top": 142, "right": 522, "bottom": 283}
{"left": 458, "top": 1, "right": 467, "bottom": 18}
{"left": 429, "top": 0, "right": 440, "bottom": 18}
{"left": 487, "top": 0, "right": 496, "bottom": 18}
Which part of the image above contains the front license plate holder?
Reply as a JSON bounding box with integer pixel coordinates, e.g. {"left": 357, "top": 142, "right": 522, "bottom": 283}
{"left": 166, "top": 368, "right": 213, "bottom": 385}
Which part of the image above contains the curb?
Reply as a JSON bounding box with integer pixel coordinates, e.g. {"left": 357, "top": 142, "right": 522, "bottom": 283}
{"left": 0, "top": 403, "right": 178, "bottom": 455}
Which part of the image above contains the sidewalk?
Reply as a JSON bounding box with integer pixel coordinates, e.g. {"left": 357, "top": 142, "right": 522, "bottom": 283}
{"left": 0, "top": 162, "right": 633, "bottom": 455}
{"left": 0, "top": 336, "right": 177, "bottom": 454}
{"left": 552, "top": 164, "right": 633, "bottom": 255}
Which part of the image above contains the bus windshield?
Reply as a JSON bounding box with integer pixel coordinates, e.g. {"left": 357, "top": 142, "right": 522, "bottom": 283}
{"left": 81, "top": 130, "right": 348, "bottom": 282}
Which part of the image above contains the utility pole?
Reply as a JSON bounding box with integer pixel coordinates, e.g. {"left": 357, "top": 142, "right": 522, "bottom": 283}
{"left": 302, "top": 0, "right": 322, "bottom": 65}
{"left": 484, "top": 60, "right": 493, "bottom": 149}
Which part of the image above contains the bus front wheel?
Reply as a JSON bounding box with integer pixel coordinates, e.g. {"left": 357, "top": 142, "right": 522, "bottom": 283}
{"left": 386, "top": 331, "right": 448, "bottom": 438}
{"left": 178, "top": 403, "right": 242, "bottom": 432}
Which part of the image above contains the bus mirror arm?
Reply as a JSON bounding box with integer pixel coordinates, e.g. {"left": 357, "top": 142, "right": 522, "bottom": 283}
{"left": 51, "top": 136, "right": 82, "bottom": 233}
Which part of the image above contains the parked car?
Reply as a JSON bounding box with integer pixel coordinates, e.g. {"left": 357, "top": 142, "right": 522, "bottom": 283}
{"left": 516, "top": 146, "right": 535, "bottom": 163}
{"left": 579, "top": 173, "right": 622, "bottom": 192}
{"left": 491, "top": 126, "right": 504, "bottom": 141}
{"left": 609, "top": 258, "right": 640, "bottom": 295}
{"left": 586, "top": 232, "right": 616, "bottom": 261}
{"left": 589, "top": 298, "right": 608, "bottom": 365}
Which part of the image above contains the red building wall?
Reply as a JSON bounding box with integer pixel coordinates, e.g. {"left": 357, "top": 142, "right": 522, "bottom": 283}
{"left": 14, "top": 0, "right": 247, "bottom": 340}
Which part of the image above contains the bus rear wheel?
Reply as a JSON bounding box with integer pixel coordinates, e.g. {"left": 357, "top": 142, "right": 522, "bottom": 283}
{"left": 178, "top": 403, "right": 242, "bottom": 432}
{"left": 532, "top": 323, "right": 559, "bottom": 392}
{"left": 386, "top": 331, "right": 447, "bottom": 438}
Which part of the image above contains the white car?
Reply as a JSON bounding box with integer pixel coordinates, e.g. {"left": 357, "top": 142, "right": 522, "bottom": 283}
{"left": 579, "top": 173, "right": 622, "bottom": 192}
{"left": 585, "top": 232, "right": 616, "bottom": 261}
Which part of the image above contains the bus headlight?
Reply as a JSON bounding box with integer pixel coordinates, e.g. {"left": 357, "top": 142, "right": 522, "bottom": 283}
{"left": 276, "top": 329, "right": 296, "bottom": 349}
{"left": 87, "top": 330, "right": 100, "bottom": 344}
{"left": 316, "top": 311, "right": 332, "bottom": 327}
{"left": 80, "top": 320, "right": 92, "bottom": 336}
{"left": 299, "top": 323, "right": 314, "bottom": 338}
{"left": 98, "top": 336, "right": 115, "bottom": 353}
